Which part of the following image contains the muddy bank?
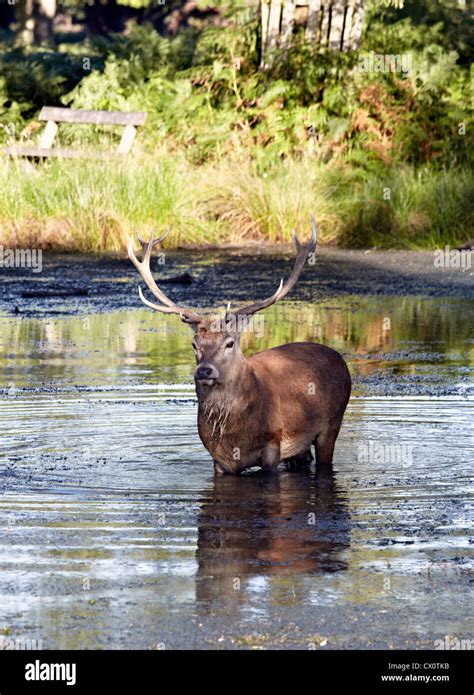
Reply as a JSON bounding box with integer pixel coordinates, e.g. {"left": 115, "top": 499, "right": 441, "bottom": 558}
{"left": 0, "top": 247, "right": 472, "bottom": 317}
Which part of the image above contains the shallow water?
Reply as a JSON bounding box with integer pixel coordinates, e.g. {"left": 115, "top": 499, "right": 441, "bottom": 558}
{"left": 0, "top": 297, "right": 472, "bottom": 649}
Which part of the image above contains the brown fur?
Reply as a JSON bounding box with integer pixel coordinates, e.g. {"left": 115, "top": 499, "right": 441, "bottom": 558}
{"left": 193, "top": 320, "right": 351, "bottom": 475}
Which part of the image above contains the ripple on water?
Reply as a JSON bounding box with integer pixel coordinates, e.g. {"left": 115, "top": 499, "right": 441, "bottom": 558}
{"left": 0, "top": 300, "right": 472, "bottom": 648}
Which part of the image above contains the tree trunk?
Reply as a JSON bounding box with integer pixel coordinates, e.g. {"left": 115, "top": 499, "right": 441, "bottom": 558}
{"left": 16, "top": 0, "right": 35, "bottom": 45}
{"left": 34, "top": 0, "right": 56, "bottom": 44}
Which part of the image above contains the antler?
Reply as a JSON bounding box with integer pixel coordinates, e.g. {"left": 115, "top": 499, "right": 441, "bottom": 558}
{"left": 129, "top": 215, "right": 317, "bottom": 325}
{"left": 128, "top": 228, "right": 202, "bottom": 323}
{"left": 230, "top": 214, "right": 317, "bottom": 318}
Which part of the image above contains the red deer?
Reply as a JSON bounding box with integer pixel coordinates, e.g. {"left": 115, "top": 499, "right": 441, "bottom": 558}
{"left": 128, "top": 217, "right": 351, "bottom": 475}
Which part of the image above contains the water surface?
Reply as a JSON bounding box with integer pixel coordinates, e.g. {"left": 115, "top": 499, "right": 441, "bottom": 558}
{"left": 0, "top": 296, "right": 472, "bottom": 649}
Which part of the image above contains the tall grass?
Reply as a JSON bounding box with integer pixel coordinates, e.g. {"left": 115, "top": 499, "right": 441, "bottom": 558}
{"left": 344, "top": 166, "right": 474, "bottom": 248}
{"left": 0, "top": 154, "right": 472, "bottom": 251}
{"left": 0, "top": 153, "right": 225, "bottom": 251}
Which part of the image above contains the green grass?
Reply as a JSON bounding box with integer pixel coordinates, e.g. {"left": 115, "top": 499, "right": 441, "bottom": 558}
{"left": 1, "top": 2, "right": 472, "bottom": 251}
{"left": 0, "top": 153, "right": 224, "bottom": 251}
{"left": 342, "top": 165, "right": 474, "bottom": 248}
{"left": 0, "top": 154, "right": 472, "bottom": 251}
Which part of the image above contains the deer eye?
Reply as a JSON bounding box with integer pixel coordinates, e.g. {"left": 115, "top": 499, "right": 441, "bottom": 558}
{"left": 224, "top": 340, "right": 234, "bottom": 349}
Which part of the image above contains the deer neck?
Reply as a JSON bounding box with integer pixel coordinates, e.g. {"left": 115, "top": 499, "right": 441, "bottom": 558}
{"left": 196, "top": 355, "right": 261, "bottom": 439}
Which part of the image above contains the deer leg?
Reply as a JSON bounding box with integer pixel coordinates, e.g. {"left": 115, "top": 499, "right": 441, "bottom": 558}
{"left": 314, "top": 429, "right": 339, "bottom": 468}
{"left": 261, "top": 444, "right": 280, "bottom": 473}
{"left": 213, "top": 460, "right": 227, "bottom": 475}
{"left": 214, "top": 460, "right": 242, "bottom": 476}
{"left": 284, "top": 448, "right": 313, "bottom": 470}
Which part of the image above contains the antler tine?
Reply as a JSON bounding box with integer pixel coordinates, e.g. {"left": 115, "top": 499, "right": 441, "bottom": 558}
{"left": 137, "top": 286, "right": 188, "bottom": 315}
{"left": 136, "top": 226, "right": 172, "bottom": 252}
{"left": 235, "top": 215, "right": 317, "bottom": 317}
{"left": 128, "top": 231, "right": 201, "bottom": 323}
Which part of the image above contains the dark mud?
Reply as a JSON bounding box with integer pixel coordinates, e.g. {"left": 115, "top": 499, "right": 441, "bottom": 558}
{"left": 1, "top": 247, "right": 473, "bottom": 318}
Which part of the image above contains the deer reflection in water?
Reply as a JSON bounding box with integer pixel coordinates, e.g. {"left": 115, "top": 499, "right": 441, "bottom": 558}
{"left": 196, "top": 467, "right": 350, "bottom": 607}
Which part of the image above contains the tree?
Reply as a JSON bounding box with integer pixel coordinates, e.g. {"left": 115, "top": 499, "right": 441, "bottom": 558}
{"left": 16, "top": 0, "right": 35, "bottom": 45}
{"left": 15, "top": 0, "right": 57, "bottom": 45}
{"left": 34, "top": 0, "right": 57, "bottom": 43}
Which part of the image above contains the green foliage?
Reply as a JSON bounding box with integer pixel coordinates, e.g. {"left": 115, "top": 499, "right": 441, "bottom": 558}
{"left": 0, "top": 1, "right": 473, "bottom": 248}
{"left": 0, "top": 47, "right": 91, "bottom": 116}
{"left": 367, "top": 0, "right": 474, "bottom": 65}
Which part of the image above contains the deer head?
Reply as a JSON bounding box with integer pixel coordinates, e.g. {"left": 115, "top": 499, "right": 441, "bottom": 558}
{"left": 128, "top": 217, "right": 317, "bottom": 389}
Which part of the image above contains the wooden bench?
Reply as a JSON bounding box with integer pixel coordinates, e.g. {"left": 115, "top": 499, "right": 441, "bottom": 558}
{"left": 4, "top": 107, "right": 147, "bottom": 160}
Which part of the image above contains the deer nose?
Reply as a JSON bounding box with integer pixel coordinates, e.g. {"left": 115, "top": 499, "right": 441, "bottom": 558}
{"left": 195, "top": 364, "right": 219, "bottom": 381}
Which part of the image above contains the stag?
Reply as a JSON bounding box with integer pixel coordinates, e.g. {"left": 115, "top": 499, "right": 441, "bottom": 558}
{"left": 128, "top": 217, "right": 351, "bottom": 475}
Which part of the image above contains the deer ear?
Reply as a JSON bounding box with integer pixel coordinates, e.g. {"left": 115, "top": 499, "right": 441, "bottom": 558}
{"left": 224, "top": 312, "right": 237, "bottom": 333}
{"left": 180, "top": 315, "right": 200, "bottom": 331}
{"left": 226, "top": 313, "right": 248, "bottom": 335}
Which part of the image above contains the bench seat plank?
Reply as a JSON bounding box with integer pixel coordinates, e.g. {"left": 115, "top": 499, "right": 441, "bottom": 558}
{"left": 39, "top": 107, "right": 147, "bottom": 127}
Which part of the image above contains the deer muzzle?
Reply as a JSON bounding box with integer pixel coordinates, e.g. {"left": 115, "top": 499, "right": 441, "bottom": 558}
{"left": 195, "top": 363, "right": 220, "bottom": 385}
